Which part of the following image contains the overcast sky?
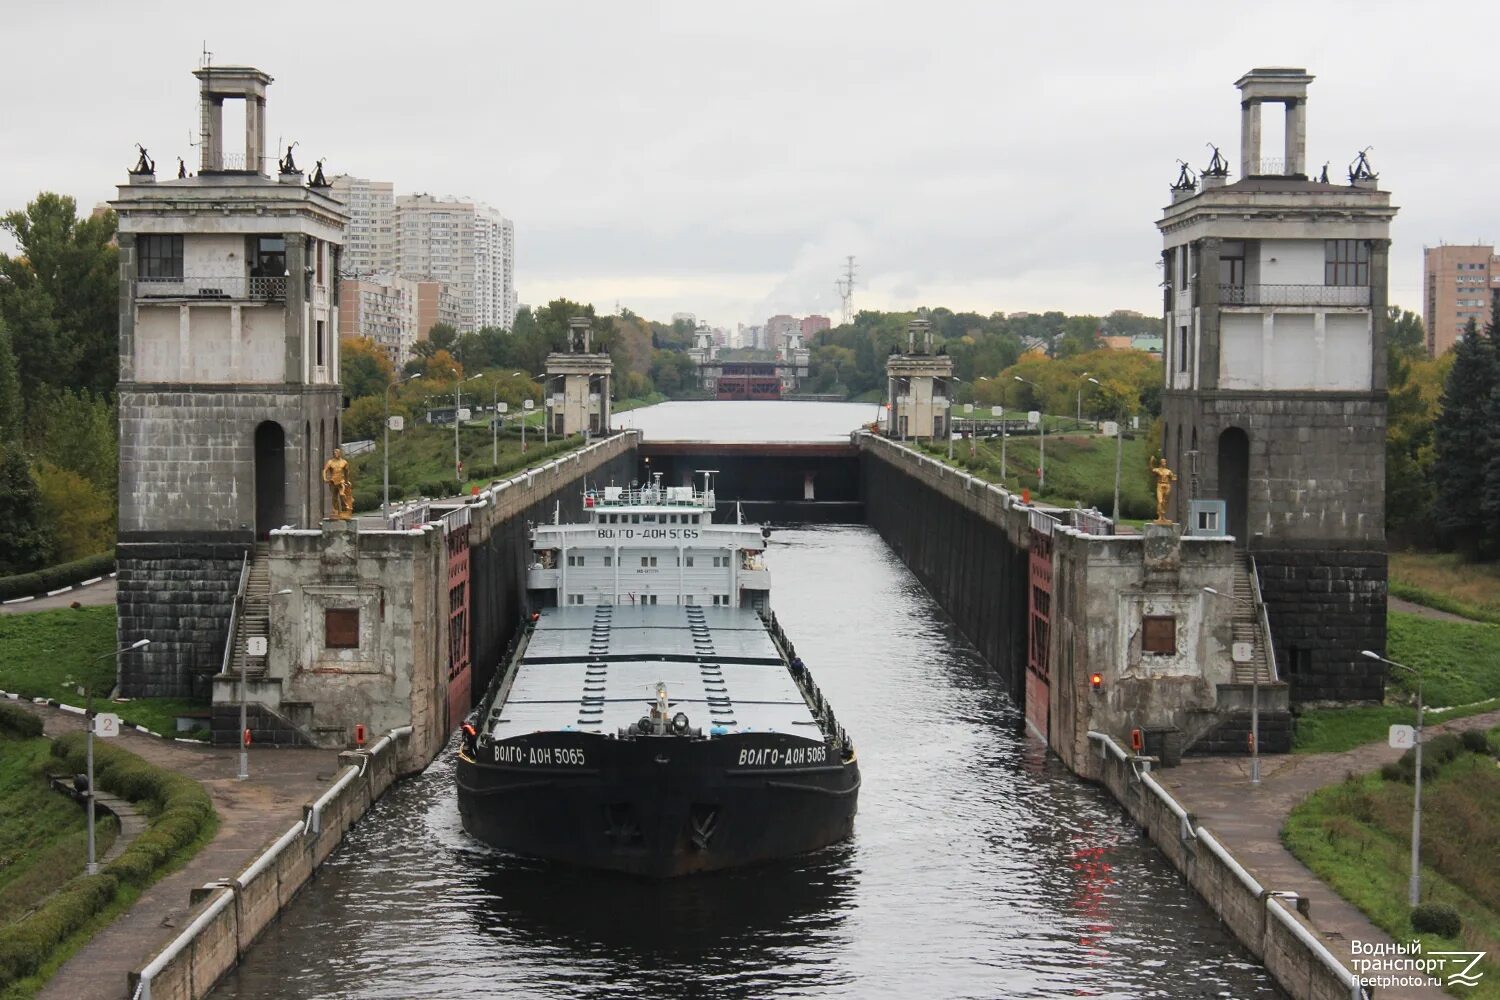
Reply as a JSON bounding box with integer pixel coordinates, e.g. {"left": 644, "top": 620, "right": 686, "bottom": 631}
{"left": 2, "top": 1, "right": 1490, "bottom": 330}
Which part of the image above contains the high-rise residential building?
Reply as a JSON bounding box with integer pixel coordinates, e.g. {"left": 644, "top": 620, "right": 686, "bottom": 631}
{"left": 395, "top": 194, "right": 515, "bottom": 333}
{"left": 339, "top": 275, "right": 418, "bottom": 365}
{"left": 328, "top": 175, "right": 395, "bottom": 277}
{"left": 1422, "top": 244, "right": 1500, "bottom": 356}
{"left": 415, "top": 278, "right": 462, "bottom": 342}
{"left": 801, "top": 314, "right": 831, "bottom": 338}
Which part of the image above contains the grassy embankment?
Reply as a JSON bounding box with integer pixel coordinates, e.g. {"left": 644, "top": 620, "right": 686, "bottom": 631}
{"left": 918, "top": 427, "right": 1156, "bottom": 520}
{"left": 1285, "top": 728, "right": 1500, "bottom": 998}
{"left": 1294, "top": 611, "right": 1500, "bottom": 753}
{"left": 0, "top": 608, "right": 201, "bottom": 739}
{"left": 350, "top": 393, "right": 666, "bottom": 511}
{"left": 1391, "top": 550, "right": 1500, "bottom": 624}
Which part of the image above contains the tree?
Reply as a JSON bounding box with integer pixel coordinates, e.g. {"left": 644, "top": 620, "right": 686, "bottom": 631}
{"left": 1386, "top": 349, "right": 1437, "bottom": 544}
{"left": 1386, "top": 306, "right": 1426, "bottom": 360}
{"left": 0, "top": 194, "right": 119, "bottom": 412}
{"left": 1432, "top": 318, "right": 1497, "bottom": 553}
{"left": 0, "top": 449, "right": 54, "bottom": 573}
{"left": 422, "top": 349, "right": 463, "bottom": 384}
{"left": 426, "top": 323, "right": 458, "bottom": 352}
{"left": 0, "top": 317, "right": 21, "bottom": 443}
{"left": 31, "top": 389, "right": 115, "bottom": 498}
{"left": 342, "top": 395, "right": 406, "bottom": 442}
{"left": 32, "top": 460, "right": 113, "bottom": 561}
{"left": 340, "top": 337, "right": 393, "bottom": 401}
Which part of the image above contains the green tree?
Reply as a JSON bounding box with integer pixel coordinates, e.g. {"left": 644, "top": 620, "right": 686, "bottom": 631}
{"left": 340, "top": 337, "right": 393, "bottom": 400}
{"left": 342, "top": 395, "right": 408, "bottom": 441}
{"left": 31, "top": 389, "right": 116, "bottom": 498}
{"left": 0, "top": 194, "right": 119, "bottom": 411}
{"left": 1432, "top": 319, "right": 1497, "bottom": 553}
{"left": 0, "top": 449, "right": 54, "bottom": 573}
{"left": 1386, "top": 306, "right": 1426, "bottom": 359}
{"left": 32, "top": 460, "right": 113, "bottom": 560}
{"left": 1386, "top": 350, "right": 1437, "bottom": 543}
{"left": 0, "top": 316, "right": 21, "bottom": 443}
{"left": 427, "top": 323, "right": 458, "bottom": 352}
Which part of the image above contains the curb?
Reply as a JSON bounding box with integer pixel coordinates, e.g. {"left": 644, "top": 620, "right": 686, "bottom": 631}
{"left": 1, "top": 690, "right": 183, "bottom": 742}
{"left": 0, "top": 570, "right": 117, "bottom": 606}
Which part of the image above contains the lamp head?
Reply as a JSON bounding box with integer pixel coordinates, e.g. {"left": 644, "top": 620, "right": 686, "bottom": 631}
{"left": 1360, "top": 650, "right": 1381, "bottom": 661}
{"left": 1202, "top": 586, "right": 1220, "bottom": 596}
{"left": 131, "top": 638, "right": 150, "bottom": 649}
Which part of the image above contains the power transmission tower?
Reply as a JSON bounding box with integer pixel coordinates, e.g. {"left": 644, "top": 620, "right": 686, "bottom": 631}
{"left": 835, "top": 255, "right": 857, "bottom": 326}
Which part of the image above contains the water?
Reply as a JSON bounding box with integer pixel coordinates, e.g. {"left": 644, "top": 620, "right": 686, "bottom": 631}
{"left": 213, "top": 524, "right": 1281, "bottom": 999}
{"left": 613, "top": 399, "right": 879, "bottom": 442}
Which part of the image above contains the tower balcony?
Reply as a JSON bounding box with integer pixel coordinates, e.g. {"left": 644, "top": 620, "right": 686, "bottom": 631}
{"left": 135, "top": 275, "right": 288, "bottom": 301}
{"left": 1218, "top": 283, "right": 1369, "bottom": 308}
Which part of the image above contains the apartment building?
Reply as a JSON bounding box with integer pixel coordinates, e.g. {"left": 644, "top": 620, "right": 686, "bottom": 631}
{"left": 396, "top": 194, "right": 515, "bottom": 333}
{"left": 328, "top": 175, "right": 396, "bottom": 276}
{"left": 1423, "top": 244, "right": 1500, "bottom": 355}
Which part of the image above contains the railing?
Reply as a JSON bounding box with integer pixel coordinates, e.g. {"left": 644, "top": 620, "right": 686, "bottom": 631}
{"left": 1028, "top": 508, "right": 1058, "bottom": 536}
{"left": 1247, "top": 157, "right": 1286, "bottom": 175}
{"left": 1071, "top": 508, "right": 1113, "bottom": 536}
{"left": 1248, "top": 555, "right": 1280, "bottom": 683}
{"left": 1218, "top": 283, "right": 1369, "bottom": 307}
{"left": 219, "top": 553, "right": 249, "bottom": 679}
{"left": 136, "top": 275, "right": 287, "bottom": 300}
{"left": 593, "top": 485, "right": 715, "bottom": 509}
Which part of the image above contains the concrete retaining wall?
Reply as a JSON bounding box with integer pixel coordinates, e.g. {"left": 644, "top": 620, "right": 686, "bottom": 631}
{"left": 131, "top": 728, "right": 410, "bottom": 1000}
{"left": 1086, "top": 732, "right": 1365, "bottom": 1000}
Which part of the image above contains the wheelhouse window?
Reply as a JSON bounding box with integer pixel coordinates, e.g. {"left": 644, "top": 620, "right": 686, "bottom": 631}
{"left": 137, "top": 235, "right": 183, "bottom": 279}
{"left": 1325, "top": 240, "right": 1370, "bottom": 286}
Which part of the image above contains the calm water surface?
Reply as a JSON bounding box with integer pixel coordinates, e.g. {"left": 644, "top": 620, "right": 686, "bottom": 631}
{"left": 213, "top": 524, "right": 1281, "bottom": 1000}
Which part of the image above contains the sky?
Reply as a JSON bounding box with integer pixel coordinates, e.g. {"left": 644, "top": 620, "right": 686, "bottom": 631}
{"left": 1, "top": 1, "right": 1491, "bottom": 331}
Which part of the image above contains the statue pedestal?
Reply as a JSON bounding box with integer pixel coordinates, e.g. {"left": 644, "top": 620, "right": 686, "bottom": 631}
{"left": 1142, "top": 521, "right": 1182, "bottom": 577}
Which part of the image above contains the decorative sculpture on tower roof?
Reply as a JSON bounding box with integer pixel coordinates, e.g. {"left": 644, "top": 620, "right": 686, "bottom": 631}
{"left": 309, "top": 159, "right": 329, "bottom": 188}
{"left": 1170, "top": 160, "right": 1197, "bottom": 192}
{"left": 1203, "top": 143, "right": 1230, "bottom": 177}
{"left": 279, "top": 143, "right": 299, "bottom": 174}
{"left": 1348, "top": 147, "right": 1377, "bottom": 184}
{"left": 130, "top": 144, "right": 155, "bottom": 176}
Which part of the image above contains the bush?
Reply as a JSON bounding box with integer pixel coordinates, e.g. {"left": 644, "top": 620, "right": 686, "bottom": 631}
{"left": 0, "top": 873, "right": 118, "bottom": 985}
{"left": 1411, "top": 902, "right": 1463, "bottom": 938}
{"left": 0, "top": 551, "right": 114, "bottom": 602}
{"left": 49, "top": 733, "right": 213, "bottom": 887}
{"left": 1379, "top": 761, "right": 1404, "bottom": 783}
{"left": 1460, "top": 728, "right": 1490, "bottom": 754}
{"left": 0, "top": 703, "right": 42, "bottom": 738}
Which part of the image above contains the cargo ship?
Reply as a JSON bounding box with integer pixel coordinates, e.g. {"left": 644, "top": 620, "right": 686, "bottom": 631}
{"left": 456, "top": 473, "right": 859, "bottom": 876}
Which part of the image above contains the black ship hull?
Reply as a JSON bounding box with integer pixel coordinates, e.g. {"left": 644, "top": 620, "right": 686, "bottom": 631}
{"left": 457, "top": 732, "right": 859, "bottom": 877}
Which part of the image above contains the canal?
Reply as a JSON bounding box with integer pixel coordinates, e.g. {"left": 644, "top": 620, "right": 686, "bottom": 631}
{"left": 212, "top": 521, "right": 1281, "bottom": 999}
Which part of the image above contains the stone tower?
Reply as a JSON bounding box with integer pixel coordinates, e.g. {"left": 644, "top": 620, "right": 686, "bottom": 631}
{"left": 885, "top": 318, "right": 953, "bottom": 441}
{"left": 544, "top": 317, "right": 613, "bottom": 437}
{"left": 111, "top": 65, "right": 347, "bottom": 697}
{"left": 687, "top": 322, "right": 720, "bottom": 394}
{"left": 1157, "top": 68, "right": 1397, "bottom": 703}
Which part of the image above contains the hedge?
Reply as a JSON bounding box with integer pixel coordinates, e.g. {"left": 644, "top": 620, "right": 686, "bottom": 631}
{"left": 0, "top": 734, "right": 215, "bottom": 989}
{"left": 0, "top": 703, "right": 43, "bottom": 738}
{"left": 0, "top": 552, "right": 115, "bottom": 602}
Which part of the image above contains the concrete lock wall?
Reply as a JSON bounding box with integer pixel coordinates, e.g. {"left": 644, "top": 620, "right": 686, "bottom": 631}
{"left": 133, "top": 730, "right": 409, "bottom": 1000}
{"left": 857, "top": 434, "right": 1032, "bottom": 701}
{"left": 1087, "top": 734, "right": 1362, "bottom": 1000}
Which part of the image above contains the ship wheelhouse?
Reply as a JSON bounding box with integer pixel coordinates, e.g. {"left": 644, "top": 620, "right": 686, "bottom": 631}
{"left": 526, "top": 474, "right": 769, "bottom": 612}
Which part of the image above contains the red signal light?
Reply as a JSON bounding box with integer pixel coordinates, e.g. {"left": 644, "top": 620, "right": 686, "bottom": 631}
{"left": 1089, "top": 672, "right": 1104, "bottom": 689}
{"left": 355, "top": 723, "right": 366, "bottom": 747}
{"left": 1130, "top": 728, "right": 1143, "bottom": 752}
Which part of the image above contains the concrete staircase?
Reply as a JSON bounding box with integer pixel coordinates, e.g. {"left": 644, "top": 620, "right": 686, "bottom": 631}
{"left": 1230, "top": 551, "right": 1274, "bottom": 685}
{"left": 225, "top": 543, "right": 271, "bottom": 680}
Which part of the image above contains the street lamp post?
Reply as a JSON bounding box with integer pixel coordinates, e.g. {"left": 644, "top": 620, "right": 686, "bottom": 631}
{"left": 1014, "top": 375, "right": 1045, "bottom": 492}
{"left": 539, "top": 372, "right": 550, "bottom": 446}
{"left": 947, "top": 376, "right": 962, "bottom": 462}
{"left": 1076, "top": 371, "right": 1091, "bottom": 426}
{"left": 1203, "top": 587, "right": 1259, "bottom": 784}
{"left": 453, "top": 371, "right": 481, "bottom": 484}
{"left": 1364, "top": 649, "right": 1424, "bottom": 906}
{"left": 1112, "top": 401, "right": 1125, "bottom": 525}
{"left": 88, "top": 639, "right": 149, "bottom": 873}
{"left": 384, "top": 373, "right": 421, "bottom": 516}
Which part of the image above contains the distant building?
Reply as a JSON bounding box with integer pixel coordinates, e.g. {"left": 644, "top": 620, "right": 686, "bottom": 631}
{"left": 766, "top": 314, "right": 798, "bottom": 351}
{"left": 328, "top": 175, "right": 396, "bottom": 276}
{"left": 415, "top": 279, "right": 461, "bottom": 342}
{"left": 671, "top": 311, "right": 697, "bottom": 327}
{"left": 394, "top": 194, "right": 514, "bottom": 333}
{"left": 339, "top": 275, "right": 417, "bottom": 365}
{"left": 801, "top": 314, "right": 831, "bottom": 338}
{"left": 885, "top": 319, "right": 952, "bottom": 440}
{"left": 1422, "top": 244, "right": 1500, "bottom": 356}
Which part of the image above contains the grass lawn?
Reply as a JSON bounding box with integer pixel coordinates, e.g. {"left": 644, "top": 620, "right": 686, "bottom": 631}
{"left": 1284, "top": 736, "right": 1500, "bottom": 997}
{"left": 0, "top": 734, "right": 117, "bottom": 927}
{"left": 1294, "top": 611, "right": 1500, "bottom": 752}
{"left": 918, "top": 430, "right": 1156, "bottom": 518}
{"left": 0, "top": 607, "right": 211, "bottom": 741}
{"left": 1391, "top": 551, "right": 1500, "bottom": 624}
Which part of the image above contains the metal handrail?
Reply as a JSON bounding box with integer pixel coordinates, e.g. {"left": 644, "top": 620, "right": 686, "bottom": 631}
{"left": 135, "top": 275, "right": 287, "bottom": 300}
{"left": 219, "top": 553, "right": 250, "bottom": 679}
{"left": 1248, "top": 555, "right": 1279, "bottom": 683}
{"left": 1218, "top": 283, "right": 1370, "bottom": 307}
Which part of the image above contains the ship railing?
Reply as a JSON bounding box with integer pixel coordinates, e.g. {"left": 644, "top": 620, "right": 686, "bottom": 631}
{"left": 765, "top": 609, "right": 851, "bottom": 755}
{"left": 589, "top": 486, "right": 717, "bottom": 510}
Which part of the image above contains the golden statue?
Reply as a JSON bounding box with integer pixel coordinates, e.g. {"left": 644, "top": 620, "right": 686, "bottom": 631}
{"left": 322, "top": 447, "right": 354, "bottom": 520}
{"left": 1150, "top": 456, "right": 1177, "bottom": 524}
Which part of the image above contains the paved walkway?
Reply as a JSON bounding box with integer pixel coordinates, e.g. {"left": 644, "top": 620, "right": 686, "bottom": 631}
{"left": 1389, "top": 594, "right": 1478, "bottom": 623}
{"left": 0, "top": 578, "right": 117, "bottom": 614}
{"left": 15, "top": 700, "right": 340, "bottom": 1000}
{"left": 1163, "top": 708, "right": 1500, "bottom": 1000}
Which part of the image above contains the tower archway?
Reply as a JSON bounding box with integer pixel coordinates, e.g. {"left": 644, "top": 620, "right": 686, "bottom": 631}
{"left": 1218, "top": 427, "right": 1250, "bottom": 545}
{"left": 254, "top": 420, "right": 286, "bottom": 538}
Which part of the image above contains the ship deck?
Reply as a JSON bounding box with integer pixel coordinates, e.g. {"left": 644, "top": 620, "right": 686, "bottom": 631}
{"left": 488, "top": 605, "right": 819, "bottom": 739}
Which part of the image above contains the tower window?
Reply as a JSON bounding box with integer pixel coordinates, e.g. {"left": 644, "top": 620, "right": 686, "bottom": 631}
{"left": 1142, "top": 615, "right": 1177, "bottom": 655}
{"left": 325, "top": 608, "right": 359, "bottom": 649}
{"left": 316, "top": 320, "right": 326, "bottom": 367}
{"left": 137, "top": 235, "right": 183, "bottom": 279}
{"left": 1325, "top": 240, "right": 1370, "bottom": 286}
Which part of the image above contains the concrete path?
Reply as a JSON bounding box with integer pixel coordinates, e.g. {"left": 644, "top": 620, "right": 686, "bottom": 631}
{"left": 1389, "top": 594, "right": 1480, "bottom": 623}
{"left": 0, "top": 578, "right": 117, "bottom": 615}
{"left": 12, "top": 700, "right": 341, "bottom": 1000}
{"left": 1164, "top": 708, "right": 1500, "bottom": 1000}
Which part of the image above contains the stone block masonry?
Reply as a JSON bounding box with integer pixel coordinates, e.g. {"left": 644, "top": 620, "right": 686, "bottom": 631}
{"left": 118, "top": 543, "right": 247, "bottom": 698}
{"left": 1255, "top": 545, "right": 1386, "bottom": 703}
